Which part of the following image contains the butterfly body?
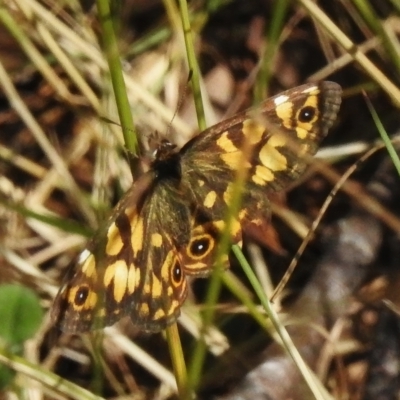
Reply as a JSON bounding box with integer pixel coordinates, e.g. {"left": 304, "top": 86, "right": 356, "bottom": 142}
{"left": 52, "top": 81, "right": 342, "bottom": 332}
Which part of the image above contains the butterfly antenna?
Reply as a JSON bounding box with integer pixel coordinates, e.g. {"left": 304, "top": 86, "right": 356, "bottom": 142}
{"left": 165, "top": 70, "right": 193, "bottom": 138}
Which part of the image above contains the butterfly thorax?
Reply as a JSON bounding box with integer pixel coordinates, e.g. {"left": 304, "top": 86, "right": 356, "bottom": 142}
{"left": 151, "top": 139, "right": 182, "bottom": 181}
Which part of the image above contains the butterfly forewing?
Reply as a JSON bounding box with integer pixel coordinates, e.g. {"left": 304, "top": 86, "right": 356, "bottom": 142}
{"left": 181, "top": 82, "right": 340, "bottom": 189}
{"left": 52, "top": 81, "right": 341, "bottom": 332}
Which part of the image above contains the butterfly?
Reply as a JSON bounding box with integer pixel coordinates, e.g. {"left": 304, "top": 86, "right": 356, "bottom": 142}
{"left": 51, "top": 81, "right": 342, "bottom": 333}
